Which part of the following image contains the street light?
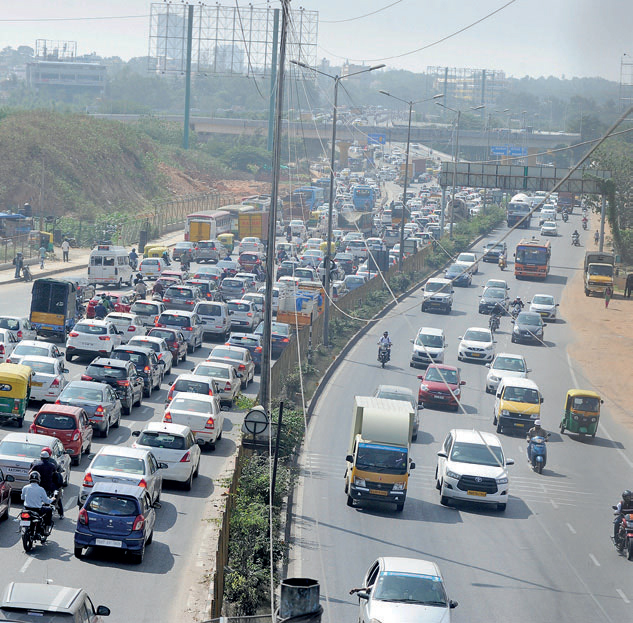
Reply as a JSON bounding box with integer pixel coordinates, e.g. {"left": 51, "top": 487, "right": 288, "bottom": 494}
{"left": 379, "top": 91, "right": 444, "bottom": 268}
{"left": 291, "top": 60, "right": 385, "bottom": 348}
{"left": 436, "top": 102, "right": 485, "bottom": 238}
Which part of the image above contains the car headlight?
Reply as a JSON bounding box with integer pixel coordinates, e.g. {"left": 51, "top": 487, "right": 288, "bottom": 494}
{"left": 354, "top": 477, "right": 366, "bottom": 487}
{"left": 513, "top": 326, "right": 520, "bottom": 334}
{"left": 496, "top": 476, "right": 509, "bottom": 485}
{"left": 501, "top": 409, "right": 509, "bottom": 416}
{"left": 392, "top": 482, "right": 405, "bottom": 491}
{"left": 453, "top": 388, "right": 461, "bottom": 396}
{"left": 420, "top": 384, "right": 429, "bottom": 392}
{"left": 446, "top": 469, "right": 461, "bottom": 480}
{"left": 531, "top": 414, "right": 538, "bottom": 419}
{"left": 490, "top": 375, "right": 500, "bottom": 382}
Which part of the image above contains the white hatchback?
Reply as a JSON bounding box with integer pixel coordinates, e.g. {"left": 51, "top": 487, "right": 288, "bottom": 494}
{"left": 6, "top": 340, "right": 64, "bottom": 366}
{"left": 457, "top": 327, "right": 495, "bottom": 363}
{"left": 0, "top": 329, "right": 19, "bottom": 363}
{"left": 21, "top": 356, "right": 68, "bottom": 402}
{"left": 139, "top": 257, "right": 166, "bottom": 279}
{"left": 104, "top": 312, "right": 146, "bottom": 343}
{"left": 163, "top": 392, "right": 223, "bottom": 449}
{"left": 485, "top": 353, "right": 530, "bottom": 393}
{"left": 227, "top": 299, "right": 261, "bottom": 332}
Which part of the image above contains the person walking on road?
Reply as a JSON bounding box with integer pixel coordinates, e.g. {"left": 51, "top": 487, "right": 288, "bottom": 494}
{"left": 38, "top": 245, "right": 46, "bottom": 269}
{"left": 594, "top": 230, "right": 600, "bottom": 246}
{"left": 605, "top": 285, "right": 613, "bottom": 308}
{"left": 61, "top": 239, "right": 70, "bottom": 262}
{"left": 12, "top": 252, "right": 23, "bottom": 279}
{"left": 625, "top": 274, "right": 633, "bottom": 298}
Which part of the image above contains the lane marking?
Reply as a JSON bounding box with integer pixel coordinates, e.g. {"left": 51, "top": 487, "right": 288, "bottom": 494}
{"left": 550, "top": 498, "right": 559, "bottom": 510}
{"left": 616, "top": 589, "right": 629, "bottom": 604}
{"left": 566, "top": 523, "right": 576, "bottom": 534}
{"left": 19, "top": 558, "right": 33, "bottom": 573}
{"left": 589, "top": 553, "right": 601, "bottom": 567}
{"left": 64, "top": 495, "right": 77, "bottom": 510}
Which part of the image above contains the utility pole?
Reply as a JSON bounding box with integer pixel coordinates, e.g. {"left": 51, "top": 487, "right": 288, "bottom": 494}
{"left": 182, "top": 4, "right": 194, "bottom": 150}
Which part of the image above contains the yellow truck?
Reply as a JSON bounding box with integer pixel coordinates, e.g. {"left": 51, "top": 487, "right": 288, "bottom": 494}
{"left": 584, "top": 251, "right": 614, "bottom": 297}
{"left": 344, "top": 397, "right": 416, "bottom": 512}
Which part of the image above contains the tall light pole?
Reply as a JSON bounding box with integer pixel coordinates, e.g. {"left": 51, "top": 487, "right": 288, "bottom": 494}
{"left": 291, "top": 60, "right": 385, "bottom": 348}
{"left": 436, "top": 102, "right": 484, "bottom": 239}
{"left": 379, "top": 91, "right": 444, "bottom": 268}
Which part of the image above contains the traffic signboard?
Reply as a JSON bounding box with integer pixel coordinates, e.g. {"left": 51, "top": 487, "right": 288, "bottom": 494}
{"left": 368, "top": 133, "right": 386, "bottom": 145}
{"left": 491, "top": 146, "right": 508, "bottom": 155}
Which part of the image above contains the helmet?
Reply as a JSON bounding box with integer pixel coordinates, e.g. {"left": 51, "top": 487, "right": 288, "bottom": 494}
{"left": 40, "top": 450, "right": 50, "bottom": 459}
{"left": 383, "top": 331, "right": 388, "bottom": 337}
{"left": 132, "top": 248, "right": 136, "bottom": 252}
{"left": 623, "top": 490, "right": 633, "bottom": 502}
{"left": 534, "top": 420, "right": 541, "bottom": 426}
{"left": 29, "top": 471, "right": 41, "bottom": 483}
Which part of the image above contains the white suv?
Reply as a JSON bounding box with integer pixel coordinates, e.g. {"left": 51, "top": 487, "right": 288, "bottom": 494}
{"left": 436, "top": 429, "right": 514, "bottom": 511}
{"left": 421, "top": 278, "right": 454, "bottom": 314}
{"left": 410, "top": 327, "right": 446, "bottom": 367}
{"left": 457, "top": 327, "right": 495, "bottom": 363}
{"left": 65, "top": 320, "right": 123, "bottom": 362}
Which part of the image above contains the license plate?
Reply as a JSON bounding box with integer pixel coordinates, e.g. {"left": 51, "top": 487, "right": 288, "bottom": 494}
{"left": 369, "top": 489, "right": 388, "bottom": 496}
{"left": 467, "top": 490, "right": 487, "bottom": 497}
{"left": 7, "top": 467, "right": 25, "bottom": 473}
{"left": 515, "top": 423, "right": 525, "bottom": 428}
{"left": 19, "top": 520, "right": 31, "bottom": 527}
{"left": 31, "top": 382, "right": 43, "bottom": 387}
{"left": 470, "top": 353, "right": 481, "bottom": 358}
{"left": 95, "top": 538, "right": 123, "bottom": 548}
{"left": 434, "top": 395, "right": 446, "bottom": 400}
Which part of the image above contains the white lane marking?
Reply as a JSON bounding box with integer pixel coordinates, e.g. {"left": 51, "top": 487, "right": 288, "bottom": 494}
{"left": 550, "top": 498, "right": 559, "bottom": 510}
{"left": 566, "top": 522, "right": 577, "bottom": 534}
{"left": 19, "top": 558, "right": 33, "bottom": 573}
{"left": 589, "top": 553, "right": 601, "bottom": 567}
{"left": 616, "top": 589, "right": 630, "bottom": 604}
{"left": 64, "top": 495, "right": 77, "bottom": 510}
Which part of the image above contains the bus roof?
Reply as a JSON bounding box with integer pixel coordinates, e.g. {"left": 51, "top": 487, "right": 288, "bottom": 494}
{"left": 186, "top": 210, "right": 230, "bottom": 219}
{"left": 517, "top": 238, "right": 550, "bottom": 248}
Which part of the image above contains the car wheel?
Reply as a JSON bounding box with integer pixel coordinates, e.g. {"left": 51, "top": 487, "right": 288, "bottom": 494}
{"left": 193, "top": 459, "right": 200, "bottom": 477}
{"left": 135, "top": 391, "right": 142, "bottom": 407}
{"left": 395, "top": 502, "right": 404, "bottom": 512}
{"left": 74, "top": 546, "right": 83, "bottom": 559}
{"left": 72, "top": 453, "right": 81, "bottom": 467}
{"left": 144, "top": 383, "right": 151, "bottom": 398}
{"left": 101, "top": 419, "right": 110, "bottom": 438}
{"left": 130, "top": 542, "right": 144, "bottom": 564}
{"left": 116, "top": 278, "right": 122, "bottom": 289}
{"left": 241, "top": 377, "right": 247, "bottom": 390}
{"left": 184, "top": 470, "right": 194, "bottom": 491}
{"left": 113, "top": 410, "right": 120, "bottom": 428}
{"left": 496, "top": 421, "right": 502, "bottom": 434}
{"left": 188, "top": 342, "right": 194, "bottom": 353}
{"left": 497, "top": 503, "right": 507, "bottom": 512}
{"left": 440, "top": 494, "right": 450, "bottom": 507}
{"left": 346, "top": 495, "right": 354, "bottom": 507}
{"left": 0, "top": 496, "right": 10, "bottom": 521}
{"left": 123, "top": 393, "right": 132, "bottom": 415}
{"left": 181, "top": 349, "right": 187, "bottom": 362}
{"left": 65, "top": 352, "right": 73, "bottom": 362}
{"left": 146, "top": 530, "right": 153, "bottom": 545}
{"left": 16, "top": 417, "right": 23, "bottom": 428}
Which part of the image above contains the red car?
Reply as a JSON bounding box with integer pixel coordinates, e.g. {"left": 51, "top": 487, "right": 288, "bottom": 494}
{"left": 238, "top": 252, "right": 264, "bottom": 272}
{"left": 417, "top": 364, "right": 465, "bottom": 411}
{"left": 29, "top": 404, "right": 94, "bottom": 466}
{"left": 86, "top": 292, "right": 133, "bottom": 318}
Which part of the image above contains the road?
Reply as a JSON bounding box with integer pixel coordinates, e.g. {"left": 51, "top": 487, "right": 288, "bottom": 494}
{"left": 290, "top": 210, "right": 633, "bottom": 622}
{"left": 0, "top": 265, "right": 260, "bottom": 622}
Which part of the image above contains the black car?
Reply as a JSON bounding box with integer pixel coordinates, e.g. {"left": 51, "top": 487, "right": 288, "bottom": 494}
{"left": 478, "top": 287, "right": 509, "bottom": 314}
{"left": 81, "top": 358, "right": 143, "bottom": 415}
{"left": 147, "top": 327, "right": 189, "bottom": 365}
{"left": 511, "top": 311, "right": 544, "bottom": 344}
{"left": 254, "top": 320, "right": 291, "bottom": 357}
{"left": 277, "top": 260, "right": 299, "bottom": 278}
{"left": 482, "top": 241, "right": 507, "bottom": 262}
{"left": 333, "top": 252, "right": 356, "bottom": 275}
{"left": 110, "top": 345, "right": 162, "bottom": 397}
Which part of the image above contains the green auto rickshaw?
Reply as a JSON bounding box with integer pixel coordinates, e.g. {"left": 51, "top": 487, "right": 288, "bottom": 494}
{"left": 0, "top": 363, "right": 32, "bottom": 428}
{"left": 560, "top": 389, "right": 603, "bottom": 438}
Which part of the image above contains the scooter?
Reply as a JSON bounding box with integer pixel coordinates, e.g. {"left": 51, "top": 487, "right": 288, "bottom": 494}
{"left": 498, "top": 256, "right": 507, "bottom": 270}
{"left": 582, "top": 219, "right": 588, "bottom": 230}
{"left": 20, "top": 492, "right": 58, "bottom": 552}
{"left": 562, "top": 211, "right": 569, "bottom": 222}
{"left": 378, "top": 344, "right": 390, "bottom": 368}
{"left": 527, "top": 435, "right": 549, "bottom": 474}
{"left": 489, "top": 313, "right": 500, "bottom": 334}
{"left": 571, "top": 234, "right": 581, "bottom": 247}
{"left": 613, "top": 507, "right": 633, "bottom": 560}
{"left": 20, "top": 265, "right": 32, "bottom": 282}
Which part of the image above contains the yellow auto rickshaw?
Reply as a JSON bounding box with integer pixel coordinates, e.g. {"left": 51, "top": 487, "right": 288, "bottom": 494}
{"left": 560, "top": 389, "right": 603, "bottom": 438}
{"left": 144, "top": 245, "right": 169, "bottom": 259}
{"left": 218, "top": 233, "right": 234, "bottom": 254}
{"left": 0, "top": 363, "right": 32, "bottom": 428}
{"left": 319, "top": 240, "right": 337, "bottom": 254}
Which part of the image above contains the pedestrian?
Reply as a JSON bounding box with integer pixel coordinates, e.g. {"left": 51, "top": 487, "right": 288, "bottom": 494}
{"left": 605, "top": 285, "right": 613, "bottom": 308}
{"left": 61, "top": 239, "right": 70, "bottom": 262}
{"left": 594, "top": 230, "right": 600, "bottom": 246}
{"left": 626, "top": 274, "right": 633, "bottom": 298}
{"left": 12, "top": 252, "right": 23, "bottom": 279}
{"left": 38, "top": 245, "right": 46, "bottom": 269}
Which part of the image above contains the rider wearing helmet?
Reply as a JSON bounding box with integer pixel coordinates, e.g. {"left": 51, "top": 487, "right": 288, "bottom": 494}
{"left": 21, "top": 471, "right": 54, "bottom": 532}
{"left": 527, "top": 419, "right": 547, "bottom": 441}
{"left": 614, "top": 490, "right": 633, "bottom": 541}
{"left": 377, "top": 331, "right": 392, "bottom": 362}
{"left": 30, "top": 448, "right": 64, "bottom": 518}
{"left": 511, "top": 296, "right": 524, "bottom": 311}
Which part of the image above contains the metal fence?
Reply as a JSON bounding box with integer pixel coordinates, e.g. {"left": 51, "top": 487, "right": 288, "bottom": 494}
{"left": 0, "top": 233, "right": 39, "bottom": 263}
{"left": 202, "top": 616, "right": 273, "bottom": 623}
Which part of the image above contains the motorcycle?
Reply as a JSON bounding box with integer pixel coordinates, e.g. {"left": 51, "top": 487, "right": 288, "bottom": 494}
{"left": 613, "top": 507, "right": 633, "bottom": 560}
{"left": 510, "top": 303, "right": 522, "bottom": 319}
{"left": 571, "top": 234, "right": 580, "bottom": 247}
{"left": 20, "top": 492, "right": 58, "bottom": 552}
{"left": 527, "top": 434, "right": 549, "bottom": 474}
{"left": 377, "top": 344, "right": 390, "bottom": 368}
{"left": 21, "top": 265, "right": 32, "bottom": 282}
{"left": 562, "top": 211, "right": 569, "bottom": 222}
{"left": 582, "top": 219, "right": 588, "bottom": 230}
{"left": 489, "top": 313, "right": 500, "bottom": 334}
{"left": 498, "top": 256, "right": 507, "bottom": 270}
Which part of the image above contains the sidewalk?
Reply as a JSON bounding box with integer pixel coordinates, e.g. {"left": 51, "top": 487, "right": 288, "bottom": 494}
{"left": 0, "top": 228, "right": 185, "bottom": 286}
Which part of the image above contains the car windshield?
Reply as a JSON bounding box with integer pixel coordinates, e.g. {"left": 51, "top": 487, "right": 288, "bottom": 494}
{"left": 61, "top": 386, "right": 103, "bottom": 401}
{"left": 457, "top": 254, "right": 475, "bottom": 263}
{"left": 34, "top": 412, "right": 75, "bottom": 430}
{"left": 230, "top": 336, "right": 260, "bottom": 348}
{"left": 494, "top": 357, "right": 526, "bottom": 372}
{"left": 87, "top": 495, "right": 138, "bottom": 516}
{"left": 194, "top": 364, "right": 229, "bottom": 379}
{"left": 373, "top": 571, "right": 447, "bottom": 606}
{"left": 516, "top": 247, "right": 548, "bottom": 265}
{"left": 86, "top": 364, "right": 127, "bottom": 379}
{"left": 463, "top": 330, "right": 491, "bottom": 342}
{"left": 425, "top": 368, "right": 458, "bottom": 384}
{"left": 0, "top": 441, "right": 45, "bottom": 458}
{"left": 532, "top": 295, "right": 554, "bottom": 305}
{"left": 503, "top": 386, "right": 540, "bottom": 403}
{"left": 131, "top": 303, "right": 159, "bottom": 315}
{"left": 22, "top": 360, "right": 56, "bottom": 374}
{"left": 356, "top": 443, "right": 408, "bottom": 475}
{"left": 137, "top": 431, "right": 186, "bottom": 450}
{"left": 486, "top": 281, "right": 505, "bottom": 289}
{"left": 13, "top": 344, "right": 49, "bottom": 357}
{"left": 425, "top": 282, "right": 445, "bottom": 293}
{"left": 517, "top": 313, "right": 541, "bottom": 326}
{"left": 450, "top": 441, "right": 504, "bottom": 466}
{"left": 484, "top": 288, "right": 505, "bottom": 300}
{"left": 347, "top": 277, "right": 364, "bottom": 285}
{"left": 171, "top": 397, "right": 212, "bottom": 413}
{"left": 172, "top": 379, "right": 210, "bottom": 395}
{"left": 589, "top": 264, "right": 614, "bottom": 276}
{"left": 446, "top": 265, "right": 463, "bottom": 276}
{"left": 92, "top": 454, "right": 145, "bottom": 474}
{"left": 416, "top": 334, "right": 443, "bottom": 348}
{"left": 74, "top": 324, "right": 107, "bottom": 335}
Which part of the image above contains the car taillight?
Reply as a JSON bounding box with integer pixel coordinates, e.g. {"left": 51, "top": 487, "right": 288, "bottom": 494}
{"left": 163, "top": 411, "right": 172, "bottom": 422}
{"left": 224, "top": 382, "right": 232, "bottom": 391}
{"left": 83, "top": 473, "right": 94, "bottom": 487}
{"left": 247, "top": 312, "right": 252, "bottom": 317}
{"left": 72, "top": 429, "right": 80, "bottom": 441}
{"left": 144, "top": 365, "right": 150, "bottom": 373}
{"left": 208, "top": 389, "right": 214, "bottom": 396}
{"left": 241, "top": 289, "right": 245, "bottom": 294}
{"left": 0, "top": 345, "right": 5, "bottom": 356}
{"left": 156, "top": 322, "right": 164, "bottom": 327}
{"left": 154, "top": 316, "right": 159, "bottom": 324}
{"left": 98, "top": 336, "right": 110, "bottom": 341}
{"left": 238, "top": 364, "right": 246, "bottom": 371}
{"left": 81, "top": 374, "right": 93, "bottom": 381}
{"left": 17, "top": 330, "right": 22, "bottom": 339}
{"left": 94, "top": 405, "right": 104, "bottom": 417}
{"left": 78, "top": 508, "right": 89, "bottom": 525}
{"left": 163, "top": 297, "right": 171, "bottom": 303}
{"left": 185, "top": 327, "right": 193, "bottom": 331}
{"left": 205, "top": 417, "right": 215, "bottom": 430}
{"left": 51, "top": 378, "right": 60, "bottom": 387}
{"left": 281, "top": 338, "right": 289, "bottom": 343}
{"left": 138, "top": 479, "right": 147, "bottom": 489}
{"left": 157, "top": 353, "right": 162, "bottom": 360}
{"left": 69, "top": 331, "right": 79, "bottom": 337}
{"left": 254, "top": 346, "right": 262, "bottom": 353}
{"left": 28, "top": 424, "right": 36, "bottom": 433}
{"left": 128, "top": 326, "right": 136, "bottom": 332}
{"left": 117, "top": 380, "right": 130, "bottom": 387}
{"left": 55, "top": 399, "right": 61, "bottom": 404}
{"left": 132, "top": 514, "right": 145, "bottom": 531}
{"left": 180, "top": 451, "right": 191, "bottom": 463}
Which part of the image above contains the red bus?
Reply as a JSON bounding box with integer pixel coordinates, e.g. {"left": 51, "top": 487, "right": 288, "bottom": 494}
{"left": 514, "top": 239, "right": 551, "bottom": 280}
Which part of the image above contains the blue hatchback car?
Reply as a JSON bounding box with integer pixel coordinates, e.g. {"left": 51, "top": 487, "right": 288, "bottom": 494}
{"left": 74, "top": 483, "right": 157, "bottom": 564}
{"left": 254, "top": 321, "right": 291, "bottom": 358}
{"left": 226, "top": 332, "right": 263, "bottom": 371}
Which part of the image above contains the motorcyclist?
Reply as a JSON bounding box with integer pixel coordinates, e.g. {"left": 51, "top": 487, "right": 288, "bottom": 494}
{"left": 614, "top": 490, "right": 633, "bottom": 542}
{"left": 278, "top": 248, "right": 288, "bottom": 262}
{"left": 100, "top": 293, "right": 113, "bottom": 312}
{"left": 572, "top": 230, "right": 580, "bottom": 245}
{"left": 30, "top": 449, "right": 64, "bottom": 518}
{"left": 498, "top": 253, "right": 507, "bottom": 269}
{"left": 94, "top": 300, "right": 107, "bottom": 320}
{"left": 128, "top": 248, "right": 138, "bottom": 270}
{"left": 526, "top": 420, "right": 548, "bottom": 463}
{"left": 511, "top": 296, "right": 524, "bottom": 312}
{"left": 377, "top": 331, "right": 392, "bottom": 362}
{"left": 21, "top": 471, "right": 54, "bottom": 533}
{"left": 161, "top": 250, "right": 171, "bottom": 266}
{"left": 152, "top": 280, "right": 165, "bottom": 297}
{"left": 134, "top": 276, "right": 147, "bottom": 299}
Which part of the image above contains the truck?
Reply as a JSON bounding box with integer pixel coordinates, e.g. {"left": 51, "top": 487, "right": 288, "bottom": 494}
{"left": 557, "top": 192, "right": 576, "bottom": 213}
{"left": 344, "top": 397, "right": 416, "bottom": 512}
{"left": 584, "top": 251, "right": 615, "bottom": 297}
{"left": 238, "top": 211, "right": 269, "bottom": 243}
{"left": 30, "top": 278, "right": 78, "bottom": 342}
{"left": 399, "top": 157, "right": 427, "bottom": 180}
{"left": 276, "top": 280, "right": 324, "bottom": 326}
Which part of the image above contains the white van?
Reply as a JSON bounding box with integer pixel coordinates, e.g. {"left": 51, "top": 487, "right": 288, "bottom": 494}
{"left": 88, "top": 244, "right": 133, "bottom": 288}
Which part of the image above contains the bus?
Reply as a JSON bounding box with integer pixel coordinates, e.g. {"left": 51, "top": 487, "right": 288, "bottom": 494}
{"left": 352, "top": 185, "right": 376, "bottom": 211}
{"left": 514, "top": 238, "right": 551, "bottom": 280}
{"left": 507, "top": 193, "right": 532, "bottom": 229}
{"left": 185, "top": 210, "right": 232, "bottom": 242}
{"left": 292, "top": 187, "right": 324, "bottom": 211}
{"left": 391, "top": 202, "right": 410, "bottom": 227}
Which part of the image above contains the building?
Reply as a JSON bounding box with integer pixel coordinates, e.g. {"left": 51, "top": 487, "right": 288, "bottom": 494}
{"left": 426, "top": 66, "right": 506, "bottom": 108}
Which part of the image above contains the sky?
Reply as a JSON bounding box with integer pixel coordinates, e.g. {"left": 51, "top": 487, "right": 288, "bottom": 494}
{"left": 0, "top": 0, "right": 631, "bottom": 81}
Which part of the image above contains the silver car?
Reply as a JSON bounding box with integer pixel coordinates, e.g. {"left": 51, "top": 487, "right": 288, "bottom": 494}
{"left": 529, "top": 294, "right": 558, "bottom": 322}
{"left": 156, "top": 310, "right": 204, "bottom": 352}
{"left": 206, "top": 345, "right": 255, "bottom": 389}
{"left": 218, "top": 277, "right": 249, "bottom": 302}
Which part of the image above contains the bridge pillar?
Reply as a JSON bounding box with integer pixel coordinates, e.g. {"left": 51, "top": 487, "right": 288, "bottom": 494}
{"left": 528, "top": 147, "right": 539, "bottom": 166}
{"left": 337, "top": 141, "right": 352, "bottom": 168}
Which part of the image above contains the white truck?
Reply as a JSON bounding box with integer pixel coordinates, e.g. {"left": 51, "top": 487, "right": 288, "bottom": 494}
{"left": 344, "top": 397, "right": 416, "bottom": 512}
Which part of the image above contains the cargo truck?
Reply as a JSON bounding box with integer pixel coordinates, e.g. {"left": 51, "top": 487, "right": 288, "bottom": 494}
{"left": 584, "top": 251, "right": 615, "bottom": 297}
{"left": 344, "top": 397, "right": 416, "bottom": 512}
{"left": 238, "top": 212, "right": 269, "bottom": 243}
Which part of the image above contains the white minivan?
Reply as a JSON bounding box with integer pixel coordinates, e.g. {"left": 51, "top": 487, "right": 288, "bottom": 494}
{"left": 88, "top": 244, "right": 133, "bottom": 288}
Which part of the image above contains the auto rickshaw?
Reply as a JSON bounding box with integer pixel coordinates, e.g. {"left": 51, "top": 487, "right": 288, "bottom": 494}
{"left": 144, "top": 245, "right": 169, "bottom": 259}
{"left": 319, "top": 240, "right": 337, "bottom": 254}
{"left": 560, "top": 389, "right": 603, "bottom": 438}
{"left": 217, "top": 233, "right": 234, "bottom": 255}
{"left": 0, "top": 363, "right": 32, "bottom": 428}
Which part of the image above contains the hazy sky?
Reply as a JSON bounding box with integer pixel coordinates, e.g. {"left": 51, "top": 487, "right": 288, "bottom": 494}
{"left": 1, "top": 0, "right": 631, "bottom": 80}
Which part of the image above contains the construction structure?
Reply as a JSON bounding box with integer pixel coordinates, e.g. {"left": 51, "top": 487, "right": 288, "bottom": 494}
{"left": 619, "top": 54, "right": 633, "bottom": 112}
{"left": 426, "top": 66, "right": 506, "bottom": 110}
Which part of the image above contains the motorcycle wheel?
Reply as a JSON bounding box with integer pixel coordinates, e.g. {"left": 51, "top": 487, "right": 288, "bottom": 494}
{"left": 628, "top": 539, "right": 633, "bottom": 561}
{"left": 381, "top": 360, "right": 385, "bottom": 368}
{"left": 536, "top": 462, "right": 543, "bottom": 474}
{"left": 22, "top": 532, "right": 33, "bottom": 552}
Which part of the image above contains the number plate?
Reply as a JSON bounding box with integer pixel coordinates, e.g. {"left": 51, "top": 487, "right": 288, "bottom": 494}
{"left": 467, "top": 490, "right": 487, "bottom": 497}
{"left": 19, "top": 520, "right": 31, "bottom": 527}
{"left": 514, "top": 423, "right": 525, "bottom": 428}
{"left": 31, "top": 382, "right": 43, "bottom": 387}
{"left": 95, "top": 538, "right": 123, "bottom": 548}
{"left": 7, "top": 467, "right": 25, "bottom": 474}
{"left": 369, "top": 489, "right": 388, "bottom": 496}
{"left": 470, "top": 353, "right": 482, "bottom": 358}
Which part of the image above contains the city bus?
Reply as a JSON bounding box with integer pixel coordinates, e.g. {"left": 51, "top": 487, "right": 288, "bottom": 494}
{"left": 291, "top": 187, "right": 324, "bottom": 211}
{"left": 391, "top": 202, "right": 410, "bottom": 227}
{"left": 352, "top": 185, "right": 376, "bottom": 211}
{"left": 185, "top": 210, "right": 232, "bottom": 242}
{"left": 514, "top": 238, "right": 551, "bottom": 280}
{"left": 507, "top": 193, "right": 533, "bottom": 229}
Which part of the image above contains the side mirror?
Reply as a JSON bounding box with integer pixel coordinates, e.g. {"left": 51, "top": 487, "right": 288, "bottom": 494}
{"left": 131, "top": 430, "right": 140, "bottom": 437}
{"left": 450, "top": 600, "right": 458, "bottom": 609}
{"left": 436, "top": 451, "right": 448, "bottom": 458}
{"left": 460, "top": 380, "right": 466, "bottom": 386}
{"left": 409, "top": 339, "right": 414, "bottom": 343}
{"left": 417, "top": 375, "right": 424, "bottom": 380}
{"left": 540, "top": 397, "right": 544, "bottom": 403}
{"left": 527, "top": 368, "right": 532, "bottom": 373}
{"left": 357, "top": 591, "right": 369, "bottom": 601}
{"left": 5, "top": 475, "right": 14, "bottom": 482}
{"left": 556, "top": 303, "right": 560, "bottom": 306}
{"left": 506, "top": 458, "right": 515, "bottom": 466}
{"left": 345, "top": 454, "right": 353, "bottom": 463}
{"left": 485, "top": 363, "right": 491, "bottom": 368}
{"left": 159, "top": 462, "right": 169, "bottom": 469}
{"left": 63, "top": 367, "right": 69, "bottom": 373}
{"left": 96, "top": 606, "right": 111, "bottom": 616}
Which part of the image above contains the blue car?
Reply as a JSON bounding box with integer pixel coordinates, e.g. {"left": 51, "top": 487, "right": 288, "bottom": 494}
{"left": 74, "top": 483, "right": 157, "bottom": 564}
{"left": 445, "top": 262, "right": 472, "bottom": 287}
{"left": 254, "top": 321, "right": 291, "bottom": 358}
{"left": 226, "top": 332, "right": 263, "bottom": 371}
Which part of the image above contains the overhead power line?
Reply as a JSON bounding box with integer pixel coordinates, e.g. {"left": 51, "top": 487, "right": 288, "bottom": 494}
{"left": 0, "top": 14, "right": 149, "bottom": 22}
{"left": 321, "top": 0, "right": 405, "bottom": 24}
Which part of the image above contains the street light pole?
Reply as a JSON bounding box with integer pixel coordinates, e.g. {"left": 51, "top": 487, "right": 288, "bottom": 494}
{"left": 291, "top": 61, "right": 385, "bottom": 347}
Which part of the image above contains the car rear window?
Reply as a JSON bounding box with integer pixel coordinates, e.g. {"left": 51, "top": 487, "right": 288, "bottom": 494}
{"left": 194, "top": 364, "right": 230, "bottom": 379}
{"left": 131, "top": 302, "right": 159, "bottom": 315}
{"left": 172, "top": 379, "right": 210, "bottom": 395}
{"left": 129, "top": 340, "right": 160, "bottom": 353}
{"left": 138, "top": 431, "right": 186, "bottom": 450}
{"left": 228, "top": 302, "right": 250, "bottom": 313}
{"left": 111, "top": 351, "right": 148, "bottom": 366}
{"left": 0, "top": 441, "right": 44, "bottom": 458}
{"left": 21, "top": 359, "right": 56, "bottom": 374}
{"left": 0, "top": 318, "right": 19, "bottom": 331}
{"left": 86, "top": 364, "right": 127, "bottom": 379}
{"left": 35, "top": 412, "right": 76, "bottom": 430}
{"left": 148, "top": 329, "right": 177, "bottom": 342}
{"left": 74, "top": 324, "right": 107, "bottom": 335}
{"left": 61, "top": 386, "right": 103, "bottom": 401}
{"left": 240, "top": 253, "right": 258, "bottom": 261}
{"left": 222, "top": 279, "right": 242, "bottom": 288}
{"left": 13, "top": 345, "right": 49, "bottom": 357}
{"left": 230, "top": 336, "right": 260, "bottom": 348}
{"left": 171, "top": 397, "right": 212, "bottom": 413}
{"left": 210, "top": 347, "right": 240, "bottom": 360}
{"left": 92, "top": 454, "right": 145, "bottom": 474}
{"left": 87, "top": 494, "right": 138, "bottom": 516}
{"left": 197, "top": 304, "right": 223, "bottom": 316}
{"left": 159, "top": 314, "right": 191, "bottom": 328}
{"left": 165, "top": 287, "right": 194, "bottom": 298}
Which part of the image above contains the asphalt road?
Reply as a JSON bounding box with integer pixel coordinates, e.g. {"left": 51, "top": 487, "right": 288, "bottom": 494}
{"left": 0, "top": 262, "right": 259, "bottom": 622}
{"left": 290, "top": 211, "right": 633, "bottom": 623}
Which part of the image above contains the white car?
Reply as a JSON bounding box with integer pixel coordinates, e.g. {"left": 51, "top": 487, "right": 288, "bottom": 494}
{"left": 163, "top": 392, "right": 223, "bottom": 449}
{"left": 129, "top": 300, "right": 167, "bottom": 327}
{"left": 304, "top": 238, "right": 324, "bottom": 250}
{"left": 540, "top": 220, "right": 558, "bottom": 236}
{"left": 6, "top": 340, "right": 64, "bottom": 365}
{"left": 65, "top": 320, "right": 124, "bottom": 362}
{"left": 539, "top": 207, "right": 557, "bottom": 224}
{"left": 485, "top": 353, "right": 530, "bottom": 393}
{"left": 237, "top": 237, "right": 265, "bottom": 254}
{"left": 410, "top": 327, "right": 447, "bottom": 367}
{"left": 104, "top": 313, "right": 146, "bottom": 343}
{"left": 484, "top": 278, "right": 509, "bottom": 292}
{"left": 128, "top": 336, "right": 174, "bottom": 375}
{"left": 79, "top": 445, "right": 166, "bottom": 507}
{"left": 21, "top": 356, "right": 68, "bottom": 402}
{"left": 0, "top": 329, "right": 19, "bottom": 363}
{"left": 436, "top": 428, "right": 514, "bottom": 511}
{"left": 132, "top": 422, "right": 201, "bottom": 490}
{"left": 138, "top": 257, "right": 167, "bottom": 279}
{"left": 457, "top": 327, "right": 495, "bottom": 363}
{"left": 0, "top": 316, "right": 37, "bottom": 341}
{"left": 193, "top": 361, "right": 241, "bottom": 407}
{"left": 529, "top": 294, "right": 558, "bottom": 321}
{"left": 227, "top": 299, "right": 261, "bottom": 332}
{"left": 456, "top": 252, "right": 478, "bottom": 274}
